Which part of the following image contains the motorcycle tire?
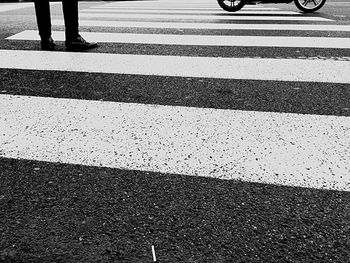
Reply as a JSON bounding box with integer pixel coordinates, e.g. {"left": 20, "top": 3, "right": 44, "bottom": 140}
{"left": 294, "top": 0, "right": 326, "bottom": 13}
{"left": 217, "top": 0, "right": 245, "bottom": 12}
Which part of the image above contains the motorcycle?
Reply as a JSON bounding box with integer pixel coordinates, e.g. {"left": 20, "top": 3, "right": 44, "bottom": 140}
{"left": 217, "top": 0, "right": 327, "bottom": 13}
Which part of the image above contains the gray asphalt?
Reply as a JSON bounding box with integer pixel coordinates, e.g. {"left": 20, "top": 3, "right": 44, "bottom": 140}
{"left": 1, "top": 1, "right": 350, "bottom": 262}
{"left": 1, "top": 158, "right": 350, "bottom": 262}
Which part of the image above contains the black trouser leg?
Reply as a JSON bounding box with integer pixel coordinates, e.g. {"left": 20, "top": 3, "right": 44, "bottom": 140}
{"left": 34, "top": 0, "right": 51, "bottom": 39}
{"left": 62, "top": 0, "right": 79, "bottom": 41}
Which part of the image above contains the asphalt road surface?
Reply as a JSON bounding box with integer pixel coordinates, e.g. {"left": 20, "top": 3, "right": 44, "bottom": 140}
{"left": 0, "top": 0, "right": 350, "bottom": 262}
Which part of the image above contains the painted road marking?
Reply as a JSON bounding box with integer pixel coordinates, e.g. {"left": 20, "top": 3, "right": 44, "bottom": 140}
{"left": 87, "top": 7, "right": 279, "bottom": 10}
{"left": 0, "top": 2, "right": 59, "bottom": 12}
{"left": 0, "top": 94, "right": 349, "bottom": 191}
{"left": 78, "top": 13, "right": 332, "bottom": 21}
{"left": 99, "top": 2, "right": 273, "bottom": 8}
{"left": 52, "top": 20, "right": 350, "bottom": 32}
{"left": 326, "top": 2, "right": 350, "bottom": 5}
{"left": 99, "top": 2, "right": 234, "bottom": 6}
{"left": 83, "top": 9, "right": 299, "bottom": 15}
{"left": 152, "top": 246, "right": 157, "bottom": 262}
{"left": 8, "top": 30, "right": 350, "bottom": 49}
{"left": 0, "top": 3, "right": 33, "bottom": 12}
{"left": 0, "top": 50, "right": 349, "bottom": 84}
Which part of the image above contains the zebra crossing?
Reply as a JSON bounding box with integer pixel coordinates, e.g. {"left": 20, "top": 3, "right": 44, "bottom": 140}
{"left": 1, "top": 0, "right": 350, "bottom": 192}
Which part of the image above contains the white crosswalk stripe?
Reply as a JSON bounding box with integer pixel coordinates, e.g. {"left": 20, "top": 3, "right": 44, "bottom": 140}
{"left": 0, "top": 2, "right": 34, "bottom": 12}
{"left": 1, "top": 94, "right": 349, "bottom": 191}
{"left": 1, "top": 0, "right": 350, "bottom": 191}
{"left": 8, "top": 30, "right": 350, "bottom": 49}
{"left": 83, "top": 9, "right": 301, "bottom": 15}
{"left": 78, "top": 12, "right": 331, "bottom": 21}
{"left": 88, "top": 7, "right": 280, "bottom": 10}
{"left": 0, "top": 2, "right": 60, "bottom": 13}
{"left": 1, "top": 49, "right": 350, "bottom": 83}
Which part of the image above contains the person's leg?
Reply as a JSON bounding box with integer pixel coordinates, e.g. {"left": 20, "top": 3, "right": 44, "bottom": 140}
{"left": 34, "top": 0, "right": 52, "bottom": 39}
{"left": 62, "top": 0, "right": 98, "bottom": 51}
{"left": 34, "top": 0, "right": 55, "bottom": 50}
{"left": 62, "top": 0, "right": 79, "bottom": 41}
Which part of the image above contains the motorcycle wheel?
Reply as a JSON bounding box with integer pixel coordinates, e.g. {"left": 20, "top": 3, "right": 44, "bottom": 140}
{"left": 217, "top": 0, "right": 245, "bottom": 12}
{"left": 294, "top": 0, "right": 326, "bottom": 12}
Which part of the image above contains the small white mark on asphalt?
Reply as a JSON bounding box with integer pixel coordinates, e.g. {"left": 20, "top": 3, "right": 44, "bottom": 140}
{"left": 152, "top": 245, "right": 157, "bottom": 262}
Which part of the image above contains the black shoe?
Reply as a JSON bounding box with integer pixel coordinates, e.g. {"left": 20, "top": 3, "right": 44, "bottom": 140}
{"left": 65, "top": 35, "right": 98, "bottom": 51}
{"left": 41, "top": 37, "right": 56, "bottom": 51}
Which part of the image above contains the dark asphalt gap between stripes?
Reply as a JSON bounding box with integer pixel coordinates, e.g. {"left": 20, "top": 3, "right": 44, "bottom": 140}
{"left": 1, "top": 68, "right": 349, "bottom": 117}
{"left": 62, "top": 26, "right": 350, "bottom": 38}
{"left": 1, "top": 157, "right": 349, "bottom": 262}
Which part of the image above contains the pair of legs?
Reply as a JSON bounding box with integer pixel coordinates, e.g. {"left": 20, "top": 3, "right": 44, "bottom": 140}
{"left": 33, "top": 0, "right": 97, "bottom": 51}
{"left": 34, "top": 0, "right": 78, "bottom": 42}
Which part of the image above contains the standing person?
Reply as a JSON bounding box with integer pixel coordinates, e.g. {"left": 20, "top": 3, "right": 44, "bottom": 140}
{"left": 34, "top": 0, "right": 98, "bottom": 51}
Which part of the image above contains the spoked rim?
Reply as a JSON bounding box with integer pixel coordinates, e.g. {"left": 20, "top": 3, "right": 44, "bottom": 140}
{"left": 221, "top": 0, "right": 243, "bottom": 8}
{"left": 298, "top": 0, "right": 323, "bottom": 10}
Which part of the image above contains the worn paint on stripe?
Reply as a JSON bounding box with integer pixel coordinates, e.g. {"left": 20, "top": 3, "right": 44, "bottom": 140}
{"left": 0, "top": 95, "right": 349, "bottom": 191}
{"left": 52, "top": 20, "right": 350, "bottom": 32}
{"left": 0, "top": 50, "right": 349, "bottom": 84}
{"left": 8, "top": 30, "right": 350, "bottom": 49}
{"left": 78, "top": 13, "right": 332, "bottom": 21}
